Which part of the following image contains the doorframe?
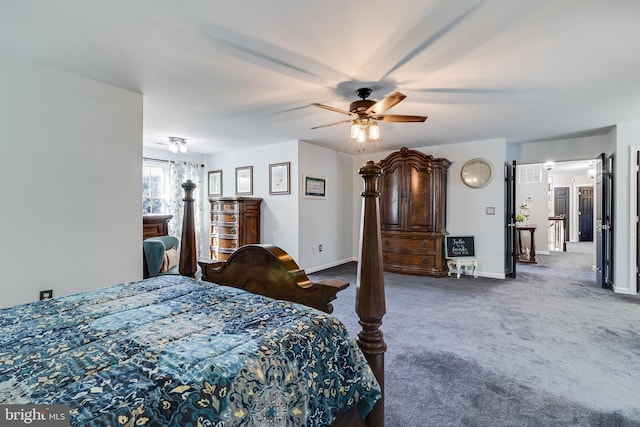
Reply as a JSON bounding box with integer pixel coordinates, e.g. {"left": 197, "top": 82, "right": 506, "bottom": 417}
{"left": 628, "top": 146, "right": 640, "bottom": 295}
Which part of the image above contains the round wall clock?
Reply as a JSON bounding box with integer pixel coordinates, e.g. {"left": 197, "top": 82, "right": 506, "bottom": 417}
{"left": 461, "top": 158, "right": 493, "bottom": 188}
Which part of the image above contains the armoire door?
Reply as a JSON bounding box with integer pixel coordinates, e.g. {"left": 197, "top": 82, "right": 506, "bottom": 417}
{"left": 405, "top": 161, "right": 432, "bottom": 230}
{"left": 379, "top": 162, "right": 403, "bottom": 231}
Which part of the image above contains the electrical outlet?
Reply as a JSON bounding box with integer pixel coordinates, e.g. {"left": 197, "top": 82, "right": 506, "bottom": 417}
{"left": 40, "top": 290, "right": 53, "bottom": 301}
{"left": 319, "top": 244, "right": 323, "bottom": 252}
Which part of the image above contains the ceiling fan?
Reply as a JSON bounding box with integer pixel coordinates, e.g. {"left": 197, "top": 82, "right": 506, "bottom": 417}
{"left": 310, "top": 88, "right": 428, "bottom": 141}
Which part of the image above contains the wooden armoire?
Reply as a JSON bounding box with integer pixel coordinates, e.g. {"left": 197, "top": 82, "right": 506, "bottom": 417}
{"left": 378, "top": 147, "right": 451, "bottom": 277}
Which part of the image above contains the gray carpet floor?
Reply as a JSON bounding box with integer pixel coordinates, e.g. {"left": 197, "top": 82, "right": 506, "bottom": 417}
{"left": 310, "top": 242, "right": 640, "bottom": 426}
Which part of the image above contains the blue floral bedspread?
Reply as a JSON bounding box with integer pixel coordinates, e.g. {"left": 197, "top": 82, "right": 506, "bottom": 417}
{"left": 0, "top": 276, "right": 380, "bottom": 426}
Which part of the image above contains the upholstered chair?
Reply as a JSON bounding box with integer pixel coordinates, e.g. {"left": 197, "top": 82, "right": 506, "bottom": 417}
{"left": 143, "top": 236, "right": 180, "bottom": 278}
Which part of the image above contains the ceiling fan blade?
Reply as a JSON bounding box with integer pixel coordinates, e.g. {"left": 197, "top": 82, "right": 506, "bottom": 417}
{"left": 310, "top": 103, "right": 353, "bottom": 116}
{"left": 365, "top": 91, "right": 407, "bottom": 115}
{"left": 311, "top": 119, "right": 353, "bottom": 129}
{"left": 375, "top": 114, "right": 428, "bottom": 123}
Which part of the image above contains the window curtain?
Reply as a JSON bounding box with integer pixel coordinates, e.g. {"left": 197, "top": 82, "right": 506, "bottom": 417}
{"left": 167, "top": 160, "right": 203, "bottom": 257}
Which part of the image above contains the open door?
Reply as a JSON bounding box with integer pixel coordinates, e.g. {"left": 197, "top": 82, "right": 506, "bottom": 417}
{"left": 637, "top": 151, "right": 639, "bottom": 293}
{"left": 596, "top": 153, "right": 614, "bottom": 289}
{"left": 505, "top": 161, "right": 517, "bottom": 278}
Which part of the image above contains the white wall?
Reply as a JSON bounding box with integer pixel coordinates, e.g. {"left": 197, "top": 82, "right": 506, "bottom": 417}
{"left": 353, "top": 139, "right": 507, "bottom": 279}
{"left": 205, "top": 140, "right": 353, "bottom": 272}
{"left": 516, "top": 164, "right": 551, "bottom": 255}
{"left": 613, "top": 122, "right": 640, "bottom": 294}
{"left": 298, "top": 142, "right": 354, "bottom": 271}
{"left": 507, "top": 134, "right": 611, "bottom": 163}
{"left": 0, "top": 55, "right": 143, "bottom": 308}
{"left": 206, "top": 141, "right": 300, "bottom": 259}
{"left": 429, "top": 139, "right": 507, "bottom": 278}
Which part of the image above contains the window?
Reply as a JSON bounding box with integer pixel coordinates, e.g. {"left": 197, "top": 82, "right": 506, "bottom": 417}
{"left": 142, "top": 161, "right": 168, "bottom": 214}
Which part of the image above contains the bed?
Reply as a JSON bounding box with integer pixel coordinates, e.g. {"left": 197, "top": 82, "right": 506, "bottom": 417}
{"left": 0, "top": 163, "right": 387, "bottom": 427}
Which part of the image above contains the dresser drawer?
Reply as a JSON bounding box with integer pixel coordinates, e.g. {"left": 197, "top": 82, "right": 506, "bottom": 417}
{"left": 382, "top": 251, "right": 435, "bottom": 267}
{"left": 210, "top": 248, "right": 232, "bottom": 261}
{"left": 212, "top": 237, "right": 239, "bottom": 250}
{"left": 212, "top": 213, "right": 238, "bottom": 223}
{"left": 211, "top": 224, "right": 237, "bottom": 236}
{"left": 211, "top": 201, "right": 239, "bottom": 211}
{"left": 382, "top": 236, "right": 436, "bottom": 253}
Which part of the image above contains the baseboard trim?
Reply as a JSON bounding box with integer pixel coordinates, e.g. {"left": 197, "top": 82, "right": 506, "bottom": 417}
{"left": 306, "top": 258, "right": 355, "bottom": 274}
{"left": 478, "top": 271, "right": 506, "bottom": 279}
{"left": 613, "top": 284, "right": 636, "bottom": 295}
{"left": 307, "top": 257, "right": 507, "bottom": 280}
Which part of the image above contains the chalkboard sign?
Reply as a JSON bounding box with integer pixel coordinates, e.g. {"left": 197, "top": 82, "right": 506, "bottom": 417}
{"left": 445, "top": 236, "right": 475, "bottom": 258}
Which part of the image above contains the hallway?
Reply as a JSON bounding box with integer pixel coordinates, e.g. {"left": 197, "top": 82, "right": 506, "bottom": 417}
{"left": 517, "top": 241, "right": 598, "bottom": 288}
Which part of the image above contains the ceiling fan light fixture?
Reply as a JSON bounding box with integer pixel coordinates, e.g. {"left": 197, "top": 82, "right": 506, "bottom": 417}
{"left": 369, "top": 121, "right": 380, "bottom": 140}
{"left": 311, "top": 87, "right": 426, "bottom": 145}
{"left": 350, "top": 122, "right": 359, "bottom": 139}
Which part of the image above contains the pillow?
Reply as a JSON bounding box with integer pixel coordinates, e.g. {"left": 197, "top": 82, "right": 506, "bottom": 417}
{"left": 161, "top": 247, "right": 180, "bottom": 273}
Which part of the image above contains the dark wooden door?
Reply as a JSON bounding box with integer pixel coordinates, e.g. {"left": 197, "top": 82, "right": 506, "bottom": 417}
{"left": 406, "top": 161, "right": 432, "bottom": 230}
{"left": 578, "top": 186, "right": 594, "bottom": 241}
{"left": 605, "top": 155, "right": 614, "bottom": 288}
{"left": 595, "top": 156, "right": 604, "bottom": 286}
{"left": 505, "top": 161, "right": 517, "bottom": 278}
{"left": 379, "top": 163, "right": 403, "bottom": 231}
{"left": 637, "top": 151, "right": 640, "bottom": 293}
{"left": 554, "top": 186, "right": 570, "bottom": 241}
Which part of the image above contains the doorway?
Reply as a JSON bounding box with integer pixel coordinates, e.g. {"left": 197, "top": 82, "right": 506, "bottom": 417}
{"left": 512, "top": 160, "right": 600, "bottom": 283}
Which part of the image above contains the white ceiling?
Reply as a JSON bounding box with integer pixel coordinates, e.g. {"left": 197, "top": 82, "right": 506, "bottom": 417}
{"left": 1, "top": 0, "right": 639, "bottom": 155}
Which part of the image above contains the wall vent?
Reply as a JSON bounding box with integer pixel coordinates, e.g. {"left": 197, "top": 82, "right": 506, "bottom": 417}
{"left": 518, "top": 164, "right": 542, "bottom": 184}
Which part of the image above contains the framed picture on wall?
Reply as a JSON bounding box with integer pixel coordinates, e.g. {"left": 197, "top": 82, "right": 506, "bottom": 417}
{"left": 269, "top": 162, "right": 290, "bottom": 195}
{"left": 235, "top": 166, "right": 253, "bottom": 195}
{"left": 208, "top": 170, "right": 222, "bottom": 197}
{"left": 302, "top": 173, "right": 326, "bottom": 199}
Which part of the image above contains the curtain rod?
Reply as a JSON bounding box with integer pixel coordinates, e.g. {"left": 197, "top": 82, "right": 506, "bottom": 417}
{"left": 143, "top": 156, "right": 169, "bottom": 163}
{"left": 143, "top": 157, "right": 204, "bottom": 168}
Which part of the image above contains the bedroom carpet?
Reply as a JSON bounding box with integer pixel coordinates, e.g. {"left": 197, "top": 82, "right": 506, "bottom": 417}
{"left": 310, "top": 243, "right": 640, "bottom": 427}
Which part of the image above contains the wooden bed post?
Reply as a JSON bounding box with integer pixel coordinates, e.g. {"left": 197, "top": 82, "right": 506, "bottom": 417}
{"left": 179, "top": 179, "right": 198, "bottom": 277}
{"left": 357, "top": 161, "right": 386, "bottom": 427}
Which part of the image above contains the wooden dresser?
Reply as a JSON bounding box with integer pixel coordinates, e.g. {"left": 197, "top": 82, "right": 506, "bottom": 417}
{"left": 209, "top": 197, "right": 262, "bottom": 260}
{"left": 378, "top": 147, "right": 450, "bottom": 277}
{"left": 143, "top": 214, "right": 172, "bottom": 239}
